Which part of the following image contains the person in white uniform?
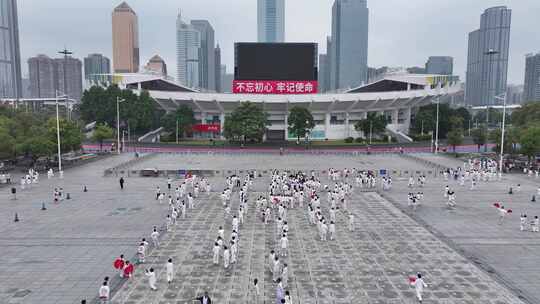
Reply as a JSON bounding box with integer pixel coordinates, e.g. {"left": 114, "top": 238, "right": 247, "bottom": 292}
{"left": 145, "top": 268, "right": 157, "bottom": 290}
{"left": 166, "top": 258, "right": 174, "bottom": 283}
{"left": 412, "top": 273, "right": 427, "bottom": 302}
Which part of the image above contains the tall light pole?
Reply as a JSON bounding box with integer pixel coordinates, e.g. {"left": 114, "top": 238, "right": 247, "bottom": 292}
{"left": 116, "top": 97, "right": 124, "bottom": 154}
{"left": 484, "top": 49, "right": 499, "bottom": 150}
{"left": 55, "top": 90, "right": 65, "bottom": 174}
{"left": 434, "top": 95, "right": 440, "bottom": 154}
{"left": 176, "top": 118, "right": 179, "bottom": 144}
{"left": 58, "top": 48, "right": 73, "bottom": 96}
{"left": 369, "top": 120, "right": 373, "bottom": 144}
{"left": 495, "top": 93, "right": 507, "bottom": 177}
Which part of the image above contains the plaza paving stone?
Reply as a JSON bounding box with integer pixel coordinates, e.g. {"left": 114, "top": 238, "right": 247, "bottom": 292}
{"left": 1, "top": 152, "right": 537, "bottom": 304}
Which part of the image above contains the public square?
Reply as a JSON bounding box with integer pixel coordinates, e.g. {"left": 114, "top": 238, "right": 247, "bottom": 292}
{"left": 1, "top": 152, "right": 539, "bottom": 304}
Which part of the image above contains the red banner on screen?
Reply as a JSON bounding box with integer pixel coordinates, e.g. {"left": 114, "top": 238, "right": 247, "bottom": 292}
{"left": 192, "top": 124, "right": 220, "bottom": 133}
{"left": 233, "top": 80, "right": 318, "bottom": 94}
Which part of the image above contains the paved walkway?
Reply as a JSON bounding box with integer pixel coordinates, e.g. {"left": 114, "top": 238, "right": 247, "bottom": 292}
{"left": 381, "top": 154, "right": 540, "bottom": 303}
{"left": 1, "top": 153, "right": 537, "bottom": 304}
{"left": 0, "top": 154, "right": 169, "bottom": 304}
{"left": 111, "top": 176, "right": 525, "bottom": 304}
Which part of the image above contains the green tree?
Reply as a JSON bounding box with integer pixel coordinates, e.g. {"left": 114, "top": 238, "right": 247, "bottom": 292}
{"left": 287, "top": 106, "right": 314, "bottom": 142}
{"left": 473, "top": 108, "right": 509, "bottom": 126}
{"left": 410, "top": 103, "right": 452, "bottom": 138}
{"left": 223, "top": 102, "right": 269, "bottom": 143}
{"left": 447, "top": 128, "right": 464, "bottom": 153}
{"left": 520, "top": 126, "right": 540, "bottom": 161}
{"left": 92, "top": 123, "right": 115, "bottom": 151}
{"left": 79, "top": 85, "right": 111, "bottom": 124}
{"left": 454, "top": 107, "right": 472, "bottom": 129}
{"left": 46, "top": 118, "right": 82, "bottom": 153}
{"left": 162, "top": 104, "right": 196, "bottom": 139}
{"left": 354, "top": 112, "right": 388, "bottom": 139}
{"left": 78, "top": 85, "right": 161, "bottom": 134}
{"left": 16, "top": 136, "right": 55, "bottom": 161}
{"left": 489, "top": 127, "right": 518, "bottom": 154}
{"left": 0, "top": 131, "right": 15, "bottom": 159}
{"left": 471, "top": 127, "right": 487, "bottom": 152}
{"left": 449, "top": 116, "right": 464, "bottom": 129}
{"left": 511, "top": 101, "right": 540, "bottom": 127}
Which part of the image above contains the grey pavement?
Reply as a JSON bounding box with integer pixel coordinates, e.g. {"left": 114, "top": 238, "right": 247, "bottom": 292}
{"left": 1, "top": 153, "right": 538, "bottom": 304}
{"left": 381, "top": 153, "right": 540, "bottom": 303}
{"left": 0, "top": 154, "right": 172, "bottom": 304}
{"left": 110, "top": 175, "right": 525, "bottom": 304}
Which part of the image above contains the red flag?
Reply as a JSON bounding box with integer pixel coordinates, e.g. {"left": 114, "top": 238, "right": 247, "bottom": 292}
{"left": 114, "top": 258, "right": 124, "bottom": 270}
{"left": 408, "top": 276, "right": 416, "bottom": 284}
{"left": 123, "top": 264, "right": 134, "bottom": 278}
{"left": 493, "top": 202, "right": 500, "bottom": 208}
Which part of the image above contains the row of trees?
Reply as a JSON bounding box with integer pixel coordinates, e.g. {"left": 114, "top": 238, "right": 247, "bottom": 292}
{"left": 435, "top": 101, "right": 539, "bottom": 161}
{"left": 410, "top": 104, "right": 471, "bottom": 139}
{"left": 78, "top": 85, "right": 163, "bottom": 135}
{"left": 0, "top": 107, "right": 82, "bottom": 161}
{"left": 220, "top": 102, "right": 390, "bottom": 143}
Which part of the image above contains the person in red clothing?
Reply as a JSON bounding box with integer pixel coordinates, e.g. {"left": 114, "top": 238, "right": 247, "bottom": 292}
{"left": 123, "top": 260, "right": 134, "bottom": 278}
{"left": 113, "top": 254, "right": 125, "bottom": 277}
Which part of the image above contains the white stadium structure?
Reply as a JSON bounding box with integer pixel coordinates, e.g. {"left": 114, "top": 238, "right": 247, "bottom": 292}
{"left": 98, "top": 73, "right": 460, "bottom": 141}
{"left": 0, "top": 73, "right": 461, "bottom": 142}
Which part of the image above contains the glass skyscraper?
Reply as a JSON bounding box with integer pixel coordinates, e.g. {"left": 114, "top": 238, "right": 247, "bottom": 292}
{"left": 426, "top": 56, "right": 453, "bottom": 75}
{"left": 176, "top": 12, "right": 201, "bottom": 89}
{"left": 523, "top": 53, "right": 540, "bottom": 103}
{"left": 466, "top": 6, "right": 511, "bottom": 106}
{"left": 0, "top": 0, "right": 22, "bottom": 98}
{"left": 257, "top": 0, "right": 285, "bottom": 43}
{"left": 329, "top": 0, "right": 369, "bottom": 91}
{"left": 191, "top": 20, "right": 216, "bottom": 91}
{"left": 84, "top": 54, "right": 111, "bottom": 81}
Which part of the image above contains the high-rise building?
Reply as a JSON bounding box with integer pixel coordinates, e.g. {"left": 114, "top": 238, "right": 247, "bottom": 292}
{"left": 506, "top": 84, "right": 523, "bottom": 105}
{"left": 466, "top": 6, "right": 511, "bottom": 106}
{"left": 55, "top": 56, "right": 83, "bottom": 101}
{"left": 329, "top": 0, "right": 369, "bottom": 91}
{"left": 215, "top": 45, "right": 222, "bottom": 92}
{"left": 112, "top": 2, "right": 139, "bottom": 73}
{"left": 406, "top": 66, "right": 426, "bottom": 75}
{"left": 84, "top": 54, "right": 110, "bottom": 81}
{"left": 257, "top": 0, "right": 285, "bottom": 42}
{"left": 0, "top": 0, "right": 22, "bottom": 98}
{"left": 426, "top": 56, "right": 453, "bottom": 75}
{"left": 176, "top": 12, "right": 201, "bottom": 89}
{"left": 220, "top": 64, "right": 233, "bottom": 93}
{"left": 191, "top": 20, "right": 216, "bottom": 91}
{"left": 28, "top": 55, "right": 56, "bottom": 98}
{"left": 318, "top": 54, "right": 328, "bottom": 92}
{"left": 28, "top": 54, "right": 83, "bottom": 101}
{"left": 523, "top": 53, "right": 540, "bottom": 103}
{"left": 144, "top": 55, "right": 167, "bottom": 76}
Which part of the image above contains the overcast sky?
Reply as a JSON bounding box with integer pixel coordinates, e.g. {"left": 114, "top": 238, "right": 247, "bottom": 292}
{"left": 17, "top": 0, "right": 540, "bottom": 84}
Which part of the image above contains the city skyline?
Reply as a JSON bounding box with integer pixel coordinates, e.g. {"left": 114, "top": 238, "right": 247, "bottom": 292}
{"left": 14, "top": 0, "right": 540, "bottom": 86}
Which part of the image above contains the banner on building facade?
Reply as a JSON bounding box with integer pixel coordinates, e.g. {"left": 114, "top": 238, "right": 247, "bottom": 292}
{"left": 233, "top": 80, "right": 318, "bottom": 94}
{"left": 192, "top": 124, "right": 221, "bottom": 133}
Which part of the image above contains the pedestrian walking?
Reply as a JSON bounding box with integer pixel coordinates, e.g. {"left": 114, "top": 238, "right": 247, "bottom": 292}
{"left": 145, "top": 268, "right": 157, "bottom": 290}
{"left": 123, "top": 260, "right": 134, "bottom": 278}
{"left": 166, "top": 258, "right": 174, "bottom": 283}
{"left": 113, "top": 254, "right": 125, "bottom": 277}
{"left": 411, "top": 273, "right": 427, "bottom": 303}
{"left": 98, "top": 281, "right": 109, "bottom": 303}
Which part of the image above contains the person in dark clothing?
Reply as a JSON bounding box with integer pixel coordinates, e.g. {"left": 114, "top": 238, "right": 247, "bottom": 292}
{"left": 194, "top": 291, "right": 212, "bottom": 304}
{"left": 119, "top": 177, "right": 125, "bottom": 189}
